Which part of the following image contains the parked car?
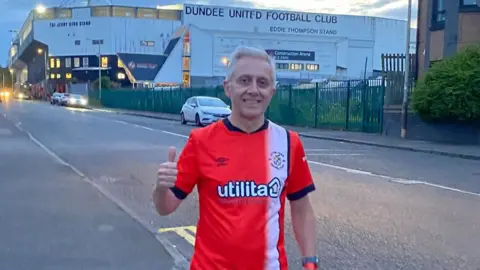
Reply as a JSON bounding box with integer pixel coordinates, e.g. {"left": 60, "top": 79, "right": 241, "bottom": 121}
{"left": 180, "top": 96, "right": 231, "bottom": 126}
{"left": 0, "top": 89, "right": 11, "bottom": 103}
{"left": 14, "top": 91, "right": 31, "bottom": 100}
{"left": 50, "top": 93, "right": 65, "bottom": 105}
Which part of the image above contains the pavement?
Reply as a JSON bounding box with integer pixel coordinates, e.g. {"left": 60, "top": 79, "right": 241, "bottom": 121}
{"left": 2, "top": 100, "right": 480, "bottom": 270}
{"left": 95, "top": 107, "right": 480, "bottom": 160}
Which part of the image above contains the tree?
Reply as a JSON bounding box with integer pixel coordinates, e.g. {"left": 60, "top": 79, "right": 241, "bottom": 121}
{"left": 412, "top": 45, "right": 480, "bottom": 123}
{"left": 91, "top": 76, "right": 112, "bottom": 90}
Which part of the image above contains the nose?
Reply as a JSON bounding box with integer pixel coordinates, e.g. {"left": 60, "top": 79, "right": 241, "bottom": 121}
{"left": 246, "top": 80, "right": 260, "bottom": 95}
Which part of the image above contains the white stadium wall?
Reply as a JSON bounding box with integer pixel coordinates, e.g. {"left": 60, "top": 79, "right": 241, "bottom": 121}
{"left": 33, "top": 7, "right": 181, "bottom": 57}
{"left": 182, "top": 4, "right": 414, "bottom": 80}
{"left": 189, "top": 26, "right": 215, "bottom": 78}
{"left": 154, "top": 36, "right": 183, "bottom": 84}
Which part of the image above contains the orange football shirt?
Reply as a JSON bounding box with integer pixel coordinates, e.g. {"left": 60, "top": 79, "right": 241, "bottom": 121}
{"left": 170, "top": 118, "right": 315, "bottom": 270}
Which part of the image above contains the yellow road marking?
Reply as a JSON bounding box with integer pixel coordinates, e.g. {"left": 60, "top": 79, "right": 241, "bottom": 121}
{"left": 158, "top": 226, "right": 197, "bottom": 246}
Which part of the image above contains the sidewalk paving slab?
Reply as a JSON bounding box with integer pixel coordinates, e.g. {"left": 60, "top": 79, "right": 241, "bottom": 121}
{"left": 0, "top": 115, "right": 177, "bottom": 270}
{"left": 93, "top": 107, "right": 480, "bottom": 160}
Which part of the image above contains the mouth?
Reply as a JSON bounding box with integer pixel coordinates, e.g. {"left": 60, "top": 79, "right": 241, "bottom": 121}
{"left": 243, "top": 99, "right": 261, "bottom": 104}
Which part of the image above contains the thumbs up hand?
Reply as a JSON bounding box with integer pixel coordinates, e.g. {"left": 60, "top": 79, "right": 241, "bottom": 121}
{"left": 157, "top": 147, "right": 178, "bottom": 189}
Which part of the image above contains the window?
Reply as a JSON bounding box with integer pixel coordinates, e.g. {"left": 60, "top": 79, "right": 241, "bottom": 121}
{"left": 140, "top": 40, "right": 155, "bottom": 47}
{"left": 74, "top": 57, "right": 80, "bottom": 67}
{"left": 118, "top": 59, "right": 124, "bottom": 68}
{"left": 112, "top": 7, "right": 134, "bottom": 17}
{"left": 276, "top": 63, "right": 289, "bottom": 70}
{"left": 75, "top": 40, "right": 81, "bottom": 46}
{"left": 91, "top": 6, "right": 111, "bottom": 17}
{"left": 306, "top": 64, "right": 320, "bottom": 71}
{"left": 92, "top": 39, "right": 103, "bottom": 45}
{"left": 158, "top": 10, "right": 181, "bottom": 20}
{"left": 183, "top": 42, "right": 190, "bottom": 55}
{"left": 66, "top": 73, "right": 72, "bottom": 79}
{"left": 183, "top": 57, "right": 190, "bottom": 71}
{"left": 117, "top": 73, "right": 126, "bottom": 79}
{"left": 65, "top": 58, "right": 71, "bottom": 68}
{"left": 431, "top": 0, "right": 446, "bottom": 29}
{"left": 83, "top": 57, "right": 89, "bottom": 67}
{"left": 289, "top": 63, "right": 304, "bottom": 71}
{"left": 35, "top": 8, "right": 55, "bottom": 20}
{"left": 137, "top": 8, "right": 157, "bottom": 18}
{"left": 56, "top": 58, "right": 61, "bottom": 68}
{"left": 462, "top": 0, "right": 478, "bottom": 5}
{"left": 460, "top": 0, "right": 480, "bottom": 10}
{"left": 49, "top": 58, "right": 55, "bottom": 69}
{"left": 56, "top": 8, "right": 72, "bottom": 19}
{"left": 101, "top": 56, "right": 108, "bottom": 68}
{"left": 50, "top": 73, "right": 55, "bottom": 79}
{"left": 182, "top": 72, "right": 190, "bottom": 87}
{"left": 56, "top": 74, "right": 61, "bottom": 79}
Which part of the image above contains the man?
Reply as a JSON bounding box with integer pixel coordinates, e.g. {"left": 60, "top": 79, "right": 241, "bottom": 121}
{"left": 153, "top": 45, "right": 318, "bottom": 270}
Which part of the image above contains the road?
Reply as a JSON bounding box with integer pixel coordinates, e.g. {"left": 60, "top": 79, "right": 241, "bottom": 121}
{"left": 0, "top": 102, "right": 176, "bottom": 270}
{"left": 1, "top": 100, "right": 480, "bottom": 270}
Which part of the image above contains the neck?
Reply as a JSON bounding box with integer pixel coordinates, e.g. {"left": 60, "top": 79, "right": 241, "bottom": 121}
{"left": 228, "top": 113, "right": 265, "bottom": 133}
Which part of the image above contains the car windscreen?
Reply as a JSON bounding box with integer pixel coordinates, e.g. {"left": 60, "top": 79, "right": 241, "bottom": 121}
{"left": 197, "top": 98, "right": 227, "bottom": 107}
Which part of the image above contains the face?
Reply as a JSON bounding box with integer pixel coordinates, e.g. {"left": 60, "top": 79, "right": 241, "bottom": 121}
{"left": 224, "top": 56, "right": 275, "bottom": 120}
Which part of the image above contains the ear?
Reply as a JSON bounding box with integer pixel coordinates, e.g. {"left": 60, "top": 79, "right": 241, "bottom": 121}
{"left": 223, "top": 80, "right": 231, "bottom": 98}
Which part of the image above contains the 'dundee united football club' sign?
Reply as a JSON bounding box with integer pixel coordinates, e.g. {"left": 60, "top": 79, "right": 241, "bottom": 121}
{"left": 184, "top": 5, "right": 339, "bottom": 36}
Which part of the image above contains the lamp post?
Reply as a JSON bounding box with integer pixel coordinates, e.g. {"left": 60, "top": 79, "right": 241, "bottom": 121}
{"left": 9, "top": 69, "right": 14, "bottom": 92}
{"left": 37, "top": 48, "right": 48, "bottom": 95}
{"left": 86, "top": 38, "right": 102, "bottom": 100}
{"left": 401, "top": 0, "right": 413, "bottom": 139}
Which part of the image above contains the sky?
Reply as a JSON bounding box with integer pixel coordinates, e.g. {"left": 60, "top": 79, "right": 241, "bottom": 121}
{"left": 0, "top": 0, "right": 418, "bottom": 66}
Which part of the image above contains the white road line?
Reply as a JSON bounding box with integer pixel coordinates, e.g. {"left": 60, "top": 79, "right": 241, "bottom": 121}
{"left": 162, "top": 130, "right": 189, "bottom": 138}
{"left": 114, "top": 120, "right": 129, "bottom": 125}
{"left": 132, "top": 124, "right": 154, "bottom": 131}
{"left": 110, "top": 118, "right": 188, "bottom": 138}
{"left": 14, "top": 122, "right": 23, "bottom": 132}
{"left": 20, "top": 129, "right": 189, "bottom": 266}
{"left": 307, "top": 160, "right": 480, "bottom": 197}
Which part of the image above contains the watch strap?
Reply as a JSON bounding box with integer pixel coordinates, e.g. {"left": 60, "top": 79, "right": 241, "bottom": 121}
{"left": 302, "top": 256, "right": 319, "bottom": 268}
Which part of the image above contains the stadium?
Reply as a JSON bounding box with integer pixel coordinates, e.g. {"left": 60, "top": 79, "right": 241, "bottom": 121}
{"left": 7, "top": 1, "right": 416, "bottom": 94}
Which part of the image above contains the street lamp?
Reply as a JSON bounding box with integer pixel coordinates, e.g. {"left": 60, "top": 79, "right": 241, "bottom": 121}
{"left": 401, "top": 0, "right": 413, "bottom": 139}
{"left": 36, "top": 4, "right": 46, "bottom": 13}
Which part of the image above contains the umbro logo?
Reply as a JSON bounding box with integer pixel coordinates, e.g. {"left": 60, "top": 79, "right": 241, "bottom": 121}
{"left": 215, "top": 157, "right": 229, "bottom": 167}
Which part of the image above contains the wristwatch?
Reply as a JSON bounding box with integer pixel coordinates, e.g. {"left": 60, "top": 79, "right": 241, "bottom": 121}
{"left": 302, "top": 256, "right": 319, "bottom": 269}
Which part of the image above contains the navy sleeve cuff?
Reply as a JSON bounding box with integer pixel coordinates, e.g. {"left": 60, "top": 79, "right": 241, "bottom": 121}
{"left": 169, "top": 186, "right": 188, "bottom": 200}
{"left": 287, "top": 184, "right": 316, "bottom": 201}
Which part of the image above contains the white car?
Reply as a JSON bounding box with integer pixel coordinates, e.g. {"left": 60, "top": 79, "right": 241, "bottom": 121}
{"left": 66, "top": 94, "right": 88, "bottom": 107}
{"left": 50, "top": 93, "right": 65, "bottom": 105}
{"left": 180, "top": 96, "right": 231, "bottom": 126}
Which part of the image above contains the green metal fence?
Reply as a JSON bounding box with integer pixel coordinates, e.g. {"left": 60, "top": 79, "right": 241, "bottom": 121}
{"left": 89, "top": 79, "right": 385, "bottom": 133}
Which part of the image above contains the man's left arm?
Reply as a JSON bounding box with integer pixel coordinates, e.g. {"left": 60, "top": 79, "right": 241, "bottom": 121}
{"left": 286, "top": 132, "right": 318, "bottom": 267}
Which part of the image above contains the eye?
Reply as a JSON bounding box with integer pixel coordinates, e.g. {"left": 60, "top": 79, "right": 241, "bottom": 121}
{"left": 238, "top": 76, "right": 250, "bottom": 85}
{"left": 257, "top": 78, "right": 270, "bottom": 88}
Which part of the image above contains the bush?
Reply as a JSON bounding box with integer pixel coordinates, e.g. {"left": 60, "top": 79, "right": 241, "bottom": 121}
{"left": 412, "top": 45, "right": 480, "bottom": 123}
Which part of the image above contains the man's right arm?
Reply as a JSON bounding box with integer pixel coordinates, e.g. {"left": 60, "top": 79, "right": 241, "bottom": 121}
{"left": 153, "top": 132, "right": 200, "bottom": 216}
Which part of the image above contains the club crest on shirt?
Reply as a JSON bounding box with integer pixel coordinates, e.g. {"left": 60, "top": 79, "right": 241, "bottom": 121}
{"left": 269, "top": 151, "right": 286, "bottom": 170}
